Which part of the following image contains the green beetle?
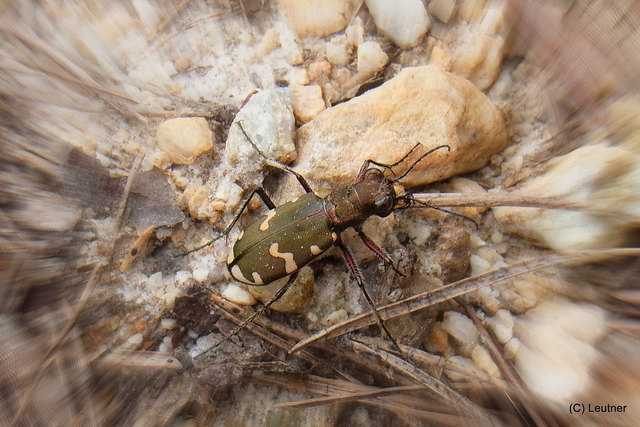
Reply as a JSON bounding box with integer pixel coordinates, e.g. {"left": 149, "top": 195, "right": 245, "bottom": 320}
{"left": 194, "top": 122, "right": 449, "bottom": 357}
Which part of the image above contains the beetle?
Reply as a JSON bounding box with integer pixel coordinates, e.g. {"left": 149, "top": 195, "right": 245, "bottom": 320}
{"left": 192, "top": 121, "right": 450, "bottom": 357}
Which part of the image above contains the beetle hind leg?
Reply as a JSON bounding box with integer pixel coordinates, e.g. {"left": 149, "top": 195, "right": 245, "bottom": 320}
{"left": 196, "top": 273, "right": 298, "bottom": 358}
{"left": 337, "top": 239, "right": 405, "bottom": 354}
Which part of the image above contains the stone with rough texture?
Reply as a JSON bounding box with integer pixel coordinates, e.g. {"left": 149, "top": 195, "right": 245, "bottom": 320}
{"left": 365, "top": 0, "right": 430, "bottom": 48}
{"left": 356, "top": 41, "right": 388, "bottom": 75}
{"left": 280, "top": 0, "right": 356, "bottom": 37}
{"left": 291, "top": 84, "right": 326, "bottom": 122}
{"left": 294, "top": 66, "right": 508, "bottom": 191}
{"left": 155, "top": 117, "right": 213, "bottom": 166}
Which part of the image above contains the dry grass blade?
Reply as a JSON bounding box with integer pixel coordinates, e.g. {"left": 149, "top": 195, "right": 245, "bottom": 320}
{"left": 413, "top": 192, "right": 640, "bottom": 221}
{"left": 0, "top": 23, "right": 141, "bottom": 120}
{"left": 363, "top": 338, "right": 498, "bottom": 387}
{"left": 348, "top": 338, "right": 501, "bottom": 426}
{"left": 275, "top": 384, "right": 428, "bottom": 408}
{"left": 290, "top": 249, "right": 640, "bottom": 353}
{"left": 256, "top": 374, "right": 473, "bottom": 425}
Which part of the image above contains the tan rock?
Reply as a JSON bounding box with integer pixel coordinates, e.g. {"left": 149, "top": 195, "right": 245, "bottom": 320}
{"left": 280, "top": 0, "right": 356, "bottom": 37}
{"left": 295, "top": 66, "right": 508, "bottom": 191}
{"left": 292, "top": 85, "right": 326, "bottom": 123}
{"left": 155, "top": 118, "right": 213, "bottom": 166}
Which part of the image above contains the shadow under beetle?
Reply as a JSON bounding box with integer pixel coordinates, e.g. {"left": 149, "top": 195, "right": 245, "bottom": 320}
{"left": 191, "top": 121, "right": 450, "bottom": 357}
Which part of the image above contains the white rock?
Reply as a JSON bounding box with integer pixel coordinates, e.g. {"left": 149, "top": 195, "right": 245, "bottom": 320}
{"left": 326, "top": 35, "right": 350, "bottom": 66}
{"left": 160, "top": 318, "right": 177, "bottom": 329}
{"left": 280, "top": 0, "right": 356, "bottom": 37}
{"left": 441, "top": 311, "right": 479, "bottom": 354}
{"left": 470, "top": 254, "right": 492, "bottom": 275}
{"left": 429, "top": 0, "right": 457, "bottom": 24}
{"left": 222, "top": 284, "right": 257, "bottom": 306}
{"left": 471, "top": 345, "right": 500, "bottom": 377}
{"left": 345, "top": 17, "right": 364, "bottom": 47}
{"left": 515, "top": 300, "right": 607, "bottom": 403}
{"left": 450, "top": 27, "right": 504, "bottom": 90}
{"left": 226, "top": 88, "right": 296, "bottom": 166}
{"left": 365, "top": 0, "right": 430, "bottom": 48}
{"left": 356, "top": 41, "right": 389, "bottom": 75}
{"left": 485, "top": 309, "right": 514, "bottom": 344}
{"left": 192, "top": 267, "right": 210, "bottom": 283}
{"left": 155, "top": 118, "right": 213, "bottom": 166}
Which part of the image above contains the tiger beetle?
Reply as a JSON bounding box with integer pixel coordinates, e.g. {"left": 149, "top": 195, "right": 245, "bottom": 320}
{"left": 191, "top": 121, "right": 450, "bottom": 358}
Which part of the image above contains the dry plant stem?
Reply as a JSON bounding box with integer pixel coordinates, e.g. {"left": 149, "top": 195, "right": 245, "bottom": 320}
{"left": 413, "top": 193, "right": 639, "bottom": 221}
{"left": 207, "top": 293, "right": 356, "bottom": 381}
{"left": 349, "top": 339, "right": 501, "bottom": 426}
{"left": 290, "top": 249, "right": 640, "bottom": 352}
{"left": 358, "top": 336, "right": 497, "bottom": 386}
{"left": 464, "top": 306, "right": 558, "bottom": 427}
{"left": 275, "top": 384, "right": 429, "bottom": 408}
{"left": 258, "top": 373, "right": 470, "bottom": 424}
{"left": 12, "top": 157, "right": 144, "bottom": 425}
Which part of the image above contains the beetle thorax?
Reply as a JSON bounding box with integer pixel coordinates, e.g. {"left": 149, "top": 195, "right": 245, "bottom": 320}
{"left": 325, "top": 169, "right": 396, "bottom": 231}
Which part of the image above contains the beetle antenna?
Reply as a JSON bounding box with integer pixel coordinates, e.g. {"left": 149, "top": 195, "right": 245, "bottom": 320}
{"left": 397, "top": 195, "right": 479, "bottom": 229}
{"left": 392, "top": 145, "right": 450, "bottom": 183}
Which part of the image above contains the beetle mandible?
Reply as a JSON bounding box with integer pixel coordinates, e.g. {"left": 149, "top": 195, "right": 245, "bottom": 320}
{"left": 194, "top": 121, "right": 450, "bottom": 357}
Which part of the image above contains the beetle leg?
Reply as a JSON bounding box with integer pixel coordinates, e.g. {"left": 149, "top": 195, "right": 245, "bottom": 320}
{"left": 237, "top": 121, "right": 314, "bottom": 193}
{"left": 356, "top": 229, "right": 406, "bottom": 277}
{"left": 355, "top": 143, "right": 422, "bottom": 182}
{"left": 337, "top": 239, "right": 404, "bottom": 353}
{"left": 196, "top": 273, "right": 298, "bottom": 358}
{"left": 179, "top": 187, "right": 275, "bottom": 256}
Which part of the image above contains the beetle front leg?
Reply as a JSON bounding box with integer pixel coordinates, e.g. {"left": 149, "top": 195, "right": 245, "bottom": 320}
{"left": 196, "top": 273, "right": 298, "bottom": 358}
{"left": 337, "top": 239, "right": 404, "bottom": 353}
{"left": 237, "top": 121, "right": 314, "bottom": 193}
{"left": 356, "top": 229, "right": 405, "bottom": 277}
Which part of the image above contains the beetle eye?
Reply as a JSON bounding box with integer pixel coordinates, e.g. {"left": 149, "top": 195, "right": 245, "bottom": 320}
{"left": 375, "top": 195, "right": 394, "bottom": 214}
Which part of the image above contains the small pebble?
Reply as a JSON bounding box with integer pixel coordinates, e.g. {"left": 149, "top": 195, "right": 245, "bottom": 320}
{"left": 470, "top": 254, "right": 492, "bottom": 275}
{"left": 365, "top": 0, "right": 430, "bottom": 48}
{"left": 155, "top": 118, "right": 213, "bottom": 166}
{"left": 222, "top": 284, "right": 258, "bottom": 306}
{"left": 471, "top": 345, "right": 500, "bottom": 377}
{"left": 280, "top": 0, "right": 354, "bottom": 37}
{"left": 326, "top": 36, "right": 350, "bottom": 66}
{"left": 291, "top": 85, "right": 326, "bottom": 122}
{"left": 322, "top": 308, "right": 348, "bottom": 326}
{"left": 356, "top": 41, "right": 389, "bottom": 75}
{"left": 441, "top": 311, "right": 479, "bottom": 355}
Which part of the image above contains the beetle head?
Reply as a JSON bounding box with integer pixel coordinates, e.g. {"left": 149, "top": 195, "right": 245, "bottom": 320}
{"left": 356, "top": 168, "right": 396, "bottom": 217}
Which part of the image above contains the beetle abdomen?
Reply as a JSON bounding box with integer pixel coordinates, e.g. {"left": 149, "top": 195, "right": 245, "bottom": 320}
{"left": 228, "top": 192, "right": 337, "bottom": 285}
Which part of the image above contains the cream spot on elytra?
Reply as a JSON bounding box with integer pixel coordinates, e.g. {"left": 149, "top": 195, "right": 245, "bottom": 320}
{"left": 269, "top": 242, "right": 298, "bottom": 274}
{"left": 251, "top": 271, "right": 263, "bottom": 285}
{"left": 259, "top": 210, "right": 277, "bottom": 231}
{"left": 231, "top": 264, "right": 252, "bottom": 284}
{"left": 310, "top": 245, "right": 322, "bottom": 255}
